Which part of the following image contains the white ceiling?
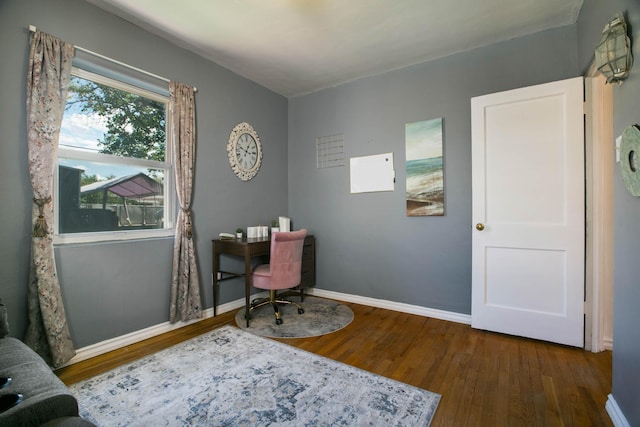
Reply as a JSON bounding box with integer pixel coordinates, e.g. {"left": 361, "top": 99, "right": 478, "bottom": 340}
{"left": 87, "top": 0, "right": 584, "bottom": 98}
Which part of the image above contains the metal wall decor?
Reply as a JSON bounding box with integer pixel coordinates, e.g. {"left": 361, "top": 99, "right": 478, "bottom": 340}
{"left": 620, "top": 125, "right": 640, "bottom": 197}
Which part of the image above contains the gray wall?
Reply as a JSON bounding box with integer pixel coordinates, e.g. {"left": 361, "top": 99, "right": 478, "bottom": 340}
{"left": 0, "top": 0, "right": 289, "bottom": 347}
{"left": 2, "top": 0, "right": 638, "bottom": 423}
{"left": 578, "top": 1, "right": 640, "bottom": 424}
{"left": 288, "top": 26, "right": 579, "bottom": 314}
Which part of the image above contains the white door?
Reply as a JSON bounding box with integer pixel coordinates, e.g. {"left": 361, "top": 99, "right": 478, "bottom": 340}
{"left": 471, "top": 77, "right": 585, "bottom": 347}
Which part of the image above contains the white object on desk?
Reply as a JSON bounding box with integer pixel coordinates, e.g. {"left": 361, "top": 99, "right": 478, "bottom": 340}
{"left": 279, "top": 216, "right": 290, "bottom": 232}
{"left": 247, "top": 226, "right": 269, "bottom": 238}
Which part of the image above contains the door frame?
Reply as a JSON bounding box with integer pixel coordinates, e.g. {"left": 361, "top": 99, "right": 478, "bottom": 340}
{"left": 584, "top": 67, "right": 614, "bottom": 352}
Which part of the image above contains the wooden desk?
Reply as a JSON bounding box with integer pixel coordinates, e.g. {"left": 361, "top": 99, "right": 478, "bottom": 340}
{"left": 212, "top": 235, "right": 315, "bottom": 326}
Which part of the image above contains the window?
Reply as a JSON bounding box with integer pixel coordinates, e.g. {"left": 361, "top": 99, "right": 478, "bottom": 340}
{"left": 56, "top": 65, "right": 174, "bottom": 243}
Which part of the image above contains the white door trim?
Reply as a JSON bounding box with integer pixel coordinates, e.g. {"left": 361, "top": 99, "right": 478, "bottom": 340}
{"left": 584, "top": 68, "right": 615, "bottom": 352}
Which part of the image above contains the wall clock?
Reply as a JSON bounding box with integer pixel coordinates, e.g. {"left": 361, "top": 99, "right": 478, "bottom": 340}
{"left": 227, "top": 122, "right": 263, "bottom": 181}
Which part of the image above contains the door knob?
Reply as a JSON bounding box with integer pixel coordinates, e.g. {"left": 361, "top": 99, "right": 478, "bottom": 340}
{"left": 476, "top": 223, "right": 485, "bottom": 231}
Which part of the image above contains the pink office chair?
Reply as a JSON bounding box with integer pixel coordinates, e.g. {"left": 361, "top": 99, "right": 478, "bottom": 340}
{"left": 249, "top": 229, "right": 308, "bottom": 325}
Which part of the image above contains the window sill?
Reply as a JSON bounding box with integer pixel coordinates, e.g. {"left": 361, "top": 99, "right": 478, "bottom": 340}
{"left": 54, "top": 228, "right": 175, "bottom": 245}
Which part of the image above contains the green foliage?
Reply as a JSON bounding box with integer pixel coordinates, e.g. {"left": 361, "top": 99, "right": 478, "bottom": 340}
{"left": 80, "top": 173, "right": 104, "bottom": 187}
{"left": 67, "top": 76, "right": 166, "bottom": 161}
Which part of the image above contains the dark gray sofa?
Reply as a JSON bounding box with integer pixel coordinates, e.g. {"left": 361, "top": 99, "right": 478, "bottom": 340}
{"left": 0, "top": 299, "right": 95, "bottom": 427}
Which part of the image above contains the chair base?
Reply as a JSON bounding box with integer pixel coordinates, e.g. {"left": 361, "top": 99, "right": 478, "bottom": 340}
{"left": 249, "top": 290, "right": 304, "bottom": 325}
{"left": 279, "top": 286, "right": 305, "bottom": 302}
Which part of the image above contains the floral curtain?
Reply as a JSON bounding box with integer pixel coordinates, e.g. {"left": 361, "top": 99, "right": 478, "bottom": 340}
{"left": 24, "top": 31, "right": 75, "bottom": 367}
{"left": 169, "top": 82, "right": 202, "bottom": 323}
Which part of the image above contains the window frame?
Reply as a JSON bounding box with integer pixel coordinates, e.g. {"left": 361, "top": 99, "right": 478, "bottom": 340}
{"left": 54, "top": 67, "right": 175, "bottom": 245}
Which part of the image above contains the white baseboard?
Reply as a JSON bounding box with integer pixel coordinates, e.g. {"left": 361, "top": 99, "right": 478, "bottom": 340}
{"left": 62, "top": 289, "right": 469, "bottom": 368}
{"left": 306, "top": 288, "right": 471, "bottom": 325}
{"left": 603, "top": 336, "right": 614, "bottom": 351}
{"left": 60, "top": 296, "right": 249, "bottom": 368}
{"left": 606, "top": 394, "right": 631, "bottom": 427}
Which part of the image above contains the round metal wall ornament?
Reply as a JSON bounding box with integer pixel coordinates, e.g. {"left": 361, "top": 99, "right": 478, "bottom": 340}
{"left": 619, "top": 125, "right": 640, "bottom": 197}
{"left": 227, "top": 122, "right": 263, "bottom": 181}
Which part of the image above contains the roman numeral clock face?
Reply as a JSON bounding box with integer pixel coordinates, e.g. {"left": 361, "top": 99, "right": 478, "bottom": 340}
{"left": 227, "top": 122, "right": 263, "bottom": 181}
{"left": 236, "top": 133, "right": 257, "bottom": 169}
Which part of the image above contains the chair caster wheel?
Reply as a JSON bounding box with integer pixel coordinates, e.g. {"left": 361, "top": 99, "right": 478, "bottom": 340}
{"left": 298, "top": 308, "right": 305, "bottom": 314}
{"left": 276, "top": 318, "right": 283, "bottom": 325}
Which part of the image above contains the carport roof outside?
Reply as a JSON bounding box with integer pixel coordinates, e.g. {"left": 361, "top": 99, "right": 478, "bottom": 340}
{"left": 80, "top": 172, "right": 162, "bottom": 198}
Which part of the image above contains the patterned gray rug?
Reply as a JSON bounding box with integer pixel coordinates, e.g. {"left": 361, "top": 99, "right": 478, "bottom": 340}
{"left": 70, "top": 326, "right": 440, "bottom": 426}
{"left": 235, "top": 296, "right": 354, "bottom": 338}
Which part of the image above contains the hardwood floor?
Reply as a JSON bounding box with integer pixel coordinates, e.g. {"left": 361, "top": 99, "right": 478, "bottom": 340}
{"left": 56, "top": 302, "right": 613, "bottom": 426}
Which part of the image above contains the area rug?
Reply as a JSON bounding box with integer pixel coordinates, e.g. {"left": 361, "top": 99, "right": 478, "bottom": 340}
{"left": 235, "top": 296, "right": 354, "bottom": 338}
{"left": 69, "top": 325, "right": 440, "bottom": 426}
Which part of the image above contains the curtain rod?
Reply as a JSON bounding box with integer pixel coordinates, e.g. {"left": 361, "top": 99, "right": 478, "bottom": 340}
{"left": 29, "top": 25, "right": 197, "bottom": 92}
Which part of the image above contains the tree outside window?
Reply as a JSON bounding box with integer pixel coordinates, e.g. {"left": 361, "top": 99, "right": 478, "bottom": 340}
{"left": 57, "top": 71, "right": 173, "bottom": 241}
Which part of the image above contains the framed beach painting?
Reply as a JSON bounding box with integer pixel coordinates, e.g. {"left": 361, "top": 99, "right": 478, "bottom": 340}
{"left": 405, "top": 118, "right": 444, "bottom": 216}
